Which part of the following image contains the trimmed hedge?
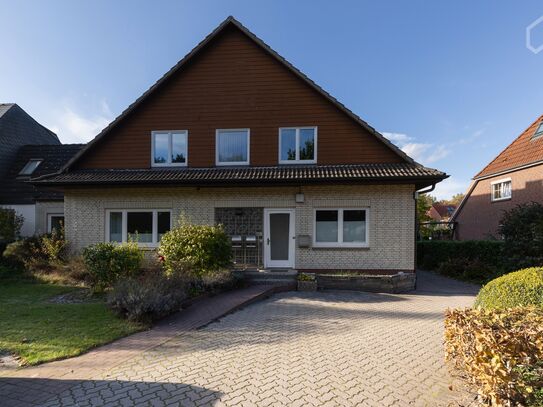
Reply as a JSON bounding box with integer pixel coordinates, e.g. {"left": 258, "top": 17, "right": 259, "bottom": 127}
{"left": 417, "top": 240, "right": 505, "bottom": 270}
{"left": 475, "top": 267, "right": 543, "bottom": 309}
{"left": 445, "top": 307, "right": 543, "bottom": 405}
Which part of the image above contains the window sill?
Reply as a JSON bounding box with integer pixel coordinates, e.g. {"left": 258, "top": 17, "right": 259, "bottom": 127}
{"left": 491, "top": 197, "right": 512, "bottom": 202}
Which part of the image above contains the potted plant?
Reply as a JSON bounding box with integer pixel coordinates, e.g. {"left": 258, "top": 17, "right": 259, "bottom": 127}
{"left": 297, "top": 272, "right": 317, "bottom": 291}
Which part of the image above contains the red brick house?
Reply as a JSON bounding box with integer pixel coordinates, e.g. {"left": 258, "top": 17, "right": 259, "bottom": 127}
{"left": 35, "top": 17, "right": 446, "bottom": 273}
{"left": 452, "top": 114, "right": 543, "bottom": 240}
{"left": 427, "top": 203, "right": 456, "bottom": 222}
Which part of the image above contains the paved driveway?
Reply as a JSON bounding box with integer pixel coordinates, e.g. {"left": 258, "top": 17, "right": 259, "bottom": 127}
{"left": 35, "top": 272, "right": 479, "bottom": 406}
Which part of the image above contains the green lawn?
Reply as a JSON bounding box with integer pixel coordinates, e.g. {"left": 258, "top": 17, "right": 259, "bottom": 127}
{"left": 0, "top": 281, "right": 143, "bottom": 365}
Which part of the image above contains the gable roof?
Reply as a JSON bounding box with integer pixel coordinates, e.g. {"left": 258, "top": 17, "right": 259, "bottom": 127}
{"left": 475, "top": 113, "right": 543, "bottom": 179}
{"left": 0, "top": 103, "right": 15, "bottom": 118}
{"left": 0, "top": 103, "right": 59, "bottom": 143}
{"left": 431, "top": 203, "right": 456, "bottom": 218}
{"left": 60, "top": 16, "right": 418, "bottom": 174}
{"left": 0, "top": 144, "right": 84, "bottom": 204}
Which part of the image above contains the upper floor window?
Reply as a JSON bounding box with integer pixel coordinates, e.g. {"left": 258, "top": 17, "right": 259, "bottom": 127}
{"left": 216, "top": 129, "right": 250, "bottom": 165}
{"left": 152, "top": 131, "right": 187, "bottom": 166}
{"left": 533, "top": 121, "right": 543, "bottom": 139}
{"left": 19, "top": 159, "right": 43, "bottom": 176}
{"left": 279, "top": 127, "right": 317, "bottom": 164}
{"left": 491, "top": 178, "right": 511, "bottom": 201}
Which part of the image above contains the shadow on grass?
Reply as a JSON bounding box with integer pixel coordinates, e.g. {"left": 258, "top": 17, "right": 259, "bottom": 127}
{"left": 0, "top": 377, "right": 222, "bottom": 407}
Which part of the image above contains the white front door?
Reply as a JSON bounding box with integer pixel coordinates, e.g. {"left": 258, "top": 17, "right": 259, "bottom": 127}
{"left": 264, "top": 209, "right": 295, "bottom": 268}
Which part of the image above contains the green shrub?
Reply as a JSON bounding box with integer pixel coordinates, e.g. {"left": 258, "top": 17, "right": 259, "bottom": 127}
{"left": 107, "top": 275, "right": 187, "bottom": 323}
{"left": 500, "top": 202, "right": 543, "bottom": 258}
{"left": 3, "top": 236, "right": 47, "bottom": 268}
{"left": 435, "top": 257, "right": 497, "bottom": 283}
{"left": 0, "top": 208, "right": 24, "bottom": 241}
{"left": 40, "top": 228, "right": 69, "bottom": 263}
{"left": 474, "top": 267, "right": 543, "bottom": 309}
{"left": 445, "top": 307, "right": 543, "bottom": 406}
{"left": 187, "top": 269, "right": 243, "bottom": 296}
{"left": 158, "top": 221, "right": 231, "bottom": 277}
{"left": 82, "top": 242, "right": 143, "bottom": 291}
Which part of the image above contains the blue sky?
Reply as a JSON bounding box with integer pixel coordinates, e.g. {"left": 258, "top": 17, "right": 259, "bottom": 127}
{"left": 2, "top": 1, "right": 543, "bottom": 199}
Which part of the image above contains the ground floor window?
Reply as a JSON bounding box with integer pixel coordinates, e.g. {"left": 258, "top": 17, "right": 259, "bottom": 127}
{"left": 314, "top": 208, "right": 368, "bottom": 247}
{"left": 47, "top": 214, "right": 64, "bottom": 233}
{"left": 106, "top": 210, "right": 171, "bottom": 245}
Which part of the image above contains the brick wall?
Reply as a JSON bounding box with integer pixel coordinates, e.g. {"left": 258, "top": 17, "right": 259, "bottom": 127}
{"left": 455, "top": 164, "right": 543, "bottom": 240}
{"left": 64, "top": 184, "right": 416, "bottom": 271}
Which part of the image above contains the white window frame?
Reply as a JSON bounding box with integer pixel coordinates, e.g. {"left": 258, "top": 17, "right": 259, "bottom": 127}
{"left": 490, "top": 178, "right": 512, "bottom": 202}
{"left": 151, "top": 130, "right": 188, "bottom": 167}
{"left": 533, "top": 121, "right": 543, "bottom": 139}
{"left": 47, "top": 213, "right": 64, "bottom": 233}
{"left": 215, "top": 128, "right": 250, "bottom": 166}
{"left": 105, "top": 209, "right": 172, "bottom": 247}
{"left": 278, "top": 126, "right": 317, "bottom": 164}
{"left": 313, "top": 208, "right": 369, "bottom": 248}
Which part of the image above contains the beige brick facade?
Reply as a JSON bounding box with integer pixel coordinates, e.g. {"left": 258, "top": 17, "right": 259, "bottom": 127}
{"left": 64, "top": 184, "right": 416, "bottom": 271}
{"left": 455, "top": 164, "right": 543, "bottom": 240}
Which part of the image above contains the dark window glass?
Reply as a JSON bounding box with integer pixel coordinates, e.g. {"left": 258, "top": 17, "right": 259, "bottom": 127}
{"left": 299, "top": 128, "right": 315, "bottom": 160}
{"left": 343, "top": 210, "right": 366, "bottom": 243}
{"left": 280, "top": 129, "right": 296, "bottom": 161}
{"left": 127, "top": 212, "right": 153, "bottom": 243}
{"left": 157, "top": 212, "right": 171, "bottom": 241}
{"left": 316, "top": 210, "right": 338, "bottom": 242}
{"left": 50, "top": 216, "right": 64, "bottom": 233}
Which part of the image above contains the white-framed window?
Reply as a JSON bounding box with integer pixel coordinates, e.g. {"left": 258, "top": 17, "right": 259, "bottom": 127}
{"left": 106, "top": 209, "right": 172, "bottom": 246}
{"left": 19, "top": 159, "right": 43, "bottom": 176}
{"left": 47, "top": 214, "right": 64, "bottom": 233}
{"left": 491, "top": 178, "right": 512, "bottom": 201}
{"left": 151, "top": 131, "right": 188, "bottom": 166}
{"left": 215, "top": 129, "right": 250, "bottom": 166}
{"left": 279, "top": 127, "right": 317, "bottom": 164}
{"left": 313, "top": 208, "right": 369, "bottom": 247}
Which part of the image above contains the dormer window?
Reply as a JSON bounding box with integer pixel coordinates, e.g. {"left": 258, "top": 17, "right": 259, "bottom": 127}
{"left": 19, "top": 159, "right": 42, "bottom": 176}
{"left": 151, "top": 131, "right": 188, "bottom": 167}
{"left": 533, "top": 121, "right": 543, "bottom": 139}
{"left": 279, "top": 127, "right": 317, "bottom": 164}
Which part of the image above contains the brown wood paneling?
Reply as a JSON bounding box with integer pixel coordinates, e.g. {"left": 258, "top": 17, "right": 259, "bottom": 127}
{"left": 76, "top": 25, "right": 404, "bottom": 169}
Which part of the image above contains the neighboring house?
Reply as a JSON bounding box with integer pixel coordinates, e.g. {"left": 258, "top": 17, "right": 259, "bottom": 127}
{"left": 0, "top": 104, "right": 63, "bottom": 235}
{"left": 452, "top": 113, "right": 543, "bottom": 240}
{"left": 0, "top": 144, "right": 84, "bottom": 236}
{"left": 427, "top": 203, "right": 456, "bottom": 222}
{"left": 35, "top": 17, "right": 446, "bottom": 273}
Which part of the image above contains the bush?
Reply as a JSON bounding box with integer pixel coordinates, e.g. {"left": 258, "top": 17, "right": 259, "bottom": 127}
{"left": 500, "top": 202, "right": 543, "bottom": 258}
{"left": 436, "top": 258, "right": 497, "bottom": 283}
{"left": 445, "top": 307, "right": 543, "bottom": 405}
{"left": 187, "top": 269, "right": 243, "bottom": 296}
{"left": 82, "top": 242, "right": 143, "bottom": 291}
{"left": 40, "top": 228, "right": 69, "bottom": 263}
{"left": 474, "top": 267, "right": 543, "bottom": 309}
{"left": 3, "top": 236, "right": 47, "bottom": 269}
{"left": 158, "top": 221, "right": 231, "bottom": 277}
{"left": 0, "top": 208, "right": 24, "bottom": 241}
{"left": 107, "top": 275, "right": 187, "bottom": 323}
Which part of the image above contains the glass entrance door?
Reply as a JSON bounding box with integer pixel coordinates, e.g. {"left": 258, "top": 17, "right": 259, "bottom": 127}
{"left": 264, "top": 209, "right": 295, "bottom": 268}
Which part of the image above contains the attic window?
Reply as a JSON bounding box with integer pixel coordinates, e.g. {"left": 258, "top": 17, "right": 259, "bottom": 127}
{"left": 19, "top": 159, "right": 42, "bottom": 176}
{"left": 533, "top": 121, "right": 543, "bottom": 139}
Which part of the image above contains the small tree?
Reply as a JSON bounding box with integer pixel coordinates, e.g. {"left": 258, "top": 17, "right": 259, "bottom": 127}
{"left": 0, "top": 208, "right": 24, "bottom": 242}
{"left": 500, "top": 202, "right": 543, "bottom": 259}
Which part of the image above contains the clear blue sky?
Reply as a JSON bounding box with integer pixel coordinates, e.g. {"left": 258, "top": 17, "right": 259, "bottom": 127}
{"left": 2, "top": 1, "right": 543, "bottom": 199}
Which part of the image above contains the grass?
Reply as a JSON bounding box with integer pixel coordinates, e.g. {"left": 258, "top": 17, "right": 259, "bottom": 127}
{"left": 0, "top": 280, "right": 144, "bottom": 366}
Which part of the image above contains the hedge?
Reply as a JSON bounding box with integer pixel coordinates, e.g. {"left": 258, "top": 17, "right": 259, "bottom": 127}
{"left": 445, "top": 307, "right": 543, "bottom": 405}
{"left": 417, "top": 240, "right": 505, "bottom": 270}
{"left": 475, "top": 267, "right": 543, "bottom": 309}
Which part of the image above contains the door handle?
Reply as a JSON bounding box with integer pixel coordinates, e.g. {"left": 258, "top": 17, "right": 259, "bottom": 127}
{"left": 267, "top": 238, "right": 270, "bottom": 245}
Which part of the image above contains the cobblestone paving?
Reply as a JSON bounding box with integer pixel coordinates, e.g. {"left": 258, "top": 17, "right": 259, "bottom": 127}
{"left": 37, "top": 272, "right": 478, "bottom": 406}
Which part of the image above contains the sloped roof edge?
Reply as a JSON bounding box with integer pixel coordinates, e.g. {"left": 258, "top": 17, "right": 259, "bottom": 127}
{"left": 60, "top": 16, "right": 418, "bottom": 174}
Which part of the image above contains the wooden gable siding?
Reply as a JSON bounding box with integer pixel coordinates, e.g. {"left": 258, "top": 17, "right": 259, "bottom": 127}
{"left": 76, "top": 26, "right": 403, "bottom": 169}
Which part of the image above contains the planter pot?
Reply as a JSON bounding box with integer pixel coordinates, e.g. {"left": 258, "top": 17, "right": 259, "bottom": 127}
{"left": 297, "top": 280, "right": 317, "bottom": 292}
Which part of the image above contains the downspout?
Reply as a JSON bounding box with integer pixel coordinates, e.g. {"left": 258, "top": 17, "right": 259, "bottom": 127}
{"left": 413, "top": 183, "right": 436, "bottom": 288}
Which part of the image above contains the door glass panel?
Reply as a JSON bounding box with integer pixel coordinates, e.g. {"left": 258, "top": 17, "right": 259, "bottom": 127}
{"left": 270, "top": 213, "right": 289, "bottom": 261}
{"left": 127, "top": 212, "right": 153, "bottom": 243}
{"left": 343, "top": 210, "right": 366, "bottom": 242}
{"left": 109, "top": 212, "right": 123, "bottom": 242}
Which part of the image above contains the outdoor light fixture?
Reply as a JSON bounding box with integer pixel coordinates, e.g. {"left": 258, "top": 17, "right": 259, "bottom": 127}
{"left": 295, "top": 193, "right": 305, "bottom": 203}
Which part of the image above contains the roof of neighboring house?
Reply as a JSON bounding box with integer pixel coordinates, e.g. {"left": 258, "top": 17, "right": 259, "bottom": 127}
{"left": 58, "top": 16, "right": 434, "bottom": 177}
{"left": 0, "top": 103, "right": 15, "bottom": 118}
{"left": 0, "top": 144, "right": 84, "bottom": 204}
{"left": 431, "top": 203, "right": 456, "bottom": 218}
{"left": 0, "top": 103, "right": 59, "bottom": 143}
{"left": 475, "top": 114, "right": 543, "bottom": 179}
{"left": 32, "top": 162, "right": 445, "bottom": 189}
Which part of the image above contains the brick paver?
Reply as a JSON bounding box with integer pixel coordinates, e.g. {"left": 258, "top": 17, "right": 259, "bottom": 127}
{"left": 2, "top": 272, "right": 479, "bottom": 406}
